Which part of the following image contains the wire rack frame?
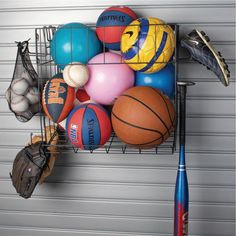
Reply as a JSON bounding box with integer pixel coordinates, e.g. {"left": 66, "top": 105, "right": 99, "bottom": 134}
{"left": 34, "top": 23, "right": 179, "bottom": 155}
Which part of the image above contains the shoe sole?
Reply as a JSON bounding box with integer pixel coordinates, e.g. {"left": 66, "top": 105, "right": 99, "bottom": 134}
{"left": 195, "top": 29, "right": 229, "bottom": 86}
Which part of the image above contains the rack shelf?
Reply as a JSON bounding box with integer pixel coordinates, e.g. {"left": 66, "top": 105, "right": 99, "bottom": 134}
{"left": 35, "top": 23, "right": 179, "bottom": 155}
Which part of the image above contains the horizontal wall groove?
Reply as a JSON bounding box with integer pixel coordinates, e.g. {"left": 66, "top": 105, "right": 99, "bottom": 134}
{"left": 0, "top": 22, "right": 235, "bottom": 30}
{"left": 0, "top": 128, "right": 41, "bottom": 133}
{"left": 186, "top": 132, "right": 235, "bottom": 137}
{"left": 0, "top": 3, "right": 235, "bottom": 13}
{"left": 0, "top": 112, "right": 41, "bottom": 117}
{"left": 1, "top": 178, "right": 235, "bottom": 189}
{"left": 0, "top": 210, "right": 176, "bottom": 222}
{"left": 0, "top": 209, "right": 234, "bottom": 223}
{"left": 187, "top": 114, "right": 235, "bottom": 118}
{"left": 0, "top": 210, "right": 172, "bottom": 221}
{"left": 187, "top": 96, "right": 236, "bottom": 101}
{"left": 1, "top": 161, "right": 235, "bottom": 171}
{"left": 0, "top": 194, "right": 235, "bottom": 207}
{"left": 0, "top": 225, "right": 164, "bottom": 236}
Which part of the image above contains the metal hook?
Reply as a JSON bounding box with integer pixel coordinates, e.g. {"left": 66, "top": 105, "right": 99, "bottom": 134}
{"left": 177, "top": 81, "right": 196, "bottom": 86}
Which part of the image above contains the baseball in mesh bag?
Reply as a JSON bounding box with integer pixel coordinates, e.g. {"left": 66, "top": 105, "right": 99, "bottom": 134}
{"left": 5, "top": 40, "right": 40, "bottom": 122}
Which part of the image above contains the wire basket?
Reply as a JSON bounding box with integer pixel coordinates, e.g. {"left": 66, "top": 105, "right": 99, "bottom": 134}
{"left": 35, "top": 23, "right": 179, "bottom": 155}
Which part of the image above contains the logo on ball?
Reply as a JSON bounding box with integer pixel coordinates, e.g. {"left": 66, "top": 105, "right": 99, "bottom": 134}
{"left": 70, "top": 124, "right": 78, "bottom": 143}
{"left": 100, "top": 15, "right": 126, "bottom": 22}
{"left": 124, "top": 31, "right": 133, "bottom": 37}
{"left": 87, "top": 119, "right": 95, "bottom": 147}
{"left": 48, "top": 79, "right": 66, "bottom": 104}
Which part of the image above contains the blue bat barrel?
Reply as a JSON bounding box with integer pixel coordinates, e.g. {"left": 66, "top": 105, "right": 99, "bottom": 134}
{"left": 174, "top": 145, "right": 189, "bottom": 236}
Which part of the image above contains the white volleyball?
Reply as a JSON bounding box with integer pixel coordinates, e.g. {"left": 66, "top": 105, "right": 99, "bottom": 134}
{"left": 11, "top": 78, "right": 29, "bottom": 95}
{"left": 11, "top": 95, "right": 29, "bottom": 113}
{"left": 63, "top": 63, "right": 89, "bottom": 88}
{"left": 25, "top": 87, "right": 39, "bottom": 104}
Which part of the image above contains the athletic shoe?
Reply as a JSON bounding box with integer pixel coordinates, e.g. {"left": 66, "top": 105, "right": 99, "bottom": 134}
{"left": 181, "top": 29, "right": 230, "bottom": 86}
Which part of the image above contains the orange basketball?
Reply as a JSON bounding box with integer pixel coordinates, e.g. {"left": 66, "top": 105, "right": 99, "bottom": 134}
{"left": 111, "top": 86, "right": 176, "bottom": 148}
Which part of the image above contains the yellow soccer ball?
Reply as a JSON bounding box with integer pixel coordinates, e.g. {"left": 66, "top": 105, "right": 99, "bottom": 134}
{"left": 121, "top": 17, "right": 175, "bottom": 73}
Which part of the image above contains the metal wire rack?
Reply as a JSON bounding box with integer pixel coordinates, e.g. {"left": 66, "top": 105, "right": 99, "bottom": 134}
{"left": 35, "top": 23, "right": 179, "bottom": 155}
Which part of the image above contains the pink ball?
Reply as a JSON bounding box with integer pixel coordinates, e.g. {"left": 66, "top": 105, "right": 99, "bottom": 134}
{"left": 84, "top": 52, "right": 134, "bottom": 105}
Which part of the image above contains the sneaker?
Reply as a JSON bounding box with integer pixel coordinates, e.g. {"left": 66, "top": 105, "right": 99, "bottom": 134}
{"left": 181, "top": 29, "right": 230, "bottom": 86}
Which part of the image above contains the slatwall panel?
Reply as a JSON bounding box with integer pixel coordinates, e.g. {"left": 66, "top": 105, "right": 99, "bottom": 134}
{"left": 0, "top": 0, "right": 235, "bottom": 235}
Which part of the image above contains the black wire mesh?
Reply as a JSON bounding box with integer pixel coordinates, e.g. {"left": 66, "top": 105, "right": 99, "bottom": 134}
{"left": 35, "top": 23, "right": 179, "bottom": 155}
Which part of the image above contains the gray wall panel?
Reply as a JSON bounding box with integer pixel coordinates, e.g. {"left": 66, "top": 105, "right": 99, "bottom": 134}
{"left": 0, "top": 131, "right": 234, "bottom": 152}
{"left": 0, "top": 196, "right": 234, "bottom": 220}
{"left": 0, "top": 0, "right": 235, "bottom": 236}
{"left": 0, "top": 180, "right": 235, "bottom": 203}
{"left": 1, "top": 163, "right": 235, "bottom": 187}
{"left": 0, "top": 5, "right": 234, "bottom": 26}
{"left": 1, "top": 148, "right": 235, "bottom": 168}
{"left": 0, "top": 211, "right": 235, "bottom": 235}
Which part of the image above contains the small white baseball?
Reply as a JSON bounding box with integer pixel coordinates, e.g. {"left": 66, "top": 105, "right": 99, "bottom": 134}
{"left": 21, "top": 70, "right": 34, "bottom": 86}
{"left": 11, "top": 78, "right": 30, "bottom": 95}
{"left": 5, "top": 88, "right": 18, "bottom": 103}
{"left": 11, "top": 90, "right": 18, "bottom": 99}
{"left": 11, "top": 95, "right": 29, "bottom": 113}
{"left": 25, "top": 87, "right": 39, "bottom": 104}
{"left": 63, "top": 63, "right": 89, "bottom": 88}
{"left": 5, "top": 88, "right": 11, "bottom": 103}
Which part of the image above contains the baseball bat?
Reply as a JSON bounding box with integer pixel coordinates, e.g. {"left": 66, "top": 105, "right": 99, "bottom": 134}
{"left": 174, "top": 81, "right": 195, "bottom": 236}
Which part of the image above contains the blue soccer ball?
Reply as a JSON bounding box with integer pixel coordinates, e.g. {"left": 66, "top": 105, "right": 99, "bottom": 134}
{"left": 135, "top": 63, "right": 175, "bottom": 99}
{"left": 51, "top": 22, "right": 102, "bottom": 69}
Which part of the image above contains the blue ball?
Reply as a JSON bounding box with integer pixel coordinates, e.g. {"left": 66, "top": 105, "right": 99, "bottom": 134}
{"left": 135, "top": 64, "right": 175, "bottom": 99}
{"left": 50, "top": 23, "right": 102, "bottom": 69}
